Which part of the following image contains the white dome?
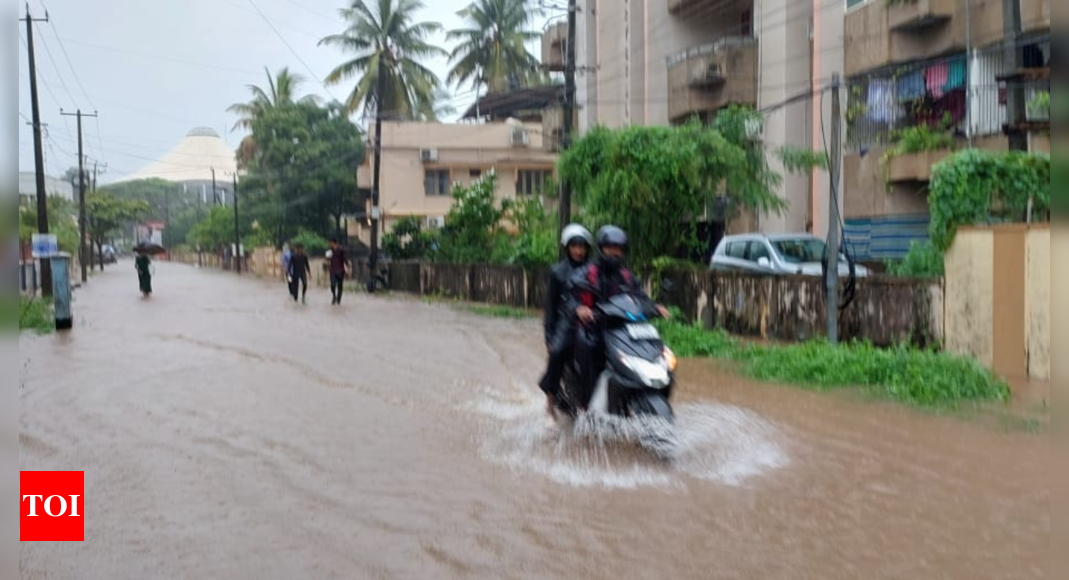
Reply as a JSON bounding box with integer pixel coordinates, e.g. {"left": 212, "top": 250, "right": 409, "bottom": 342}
{"left": 114, "top": 127, "right": 236, "bottom": 184}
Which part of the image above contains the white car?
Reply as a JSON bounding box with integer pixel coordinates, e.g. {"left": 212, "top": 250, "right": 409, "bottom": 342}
{"left": 710, "top": 233, "right": 870, "bottom": 278}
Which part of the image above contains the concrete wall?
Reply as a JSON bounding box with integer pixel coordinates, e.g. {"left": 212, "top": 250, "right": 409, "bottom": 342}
{"left": 943, "top": 224, "right": 1048, "bottom": 381}
{"left": 661, "top": 268, "right": 942, "bottom": 346}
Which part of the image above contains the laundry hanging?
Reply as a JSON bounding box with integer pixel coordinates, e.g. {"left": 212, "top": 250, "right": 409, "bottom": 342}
{"left": 867, "top": 79, "right": 895, "bottom": 123}
{"left": 926, "top": 62, "right": 949, "bottom": 98}
{"left": 944, "top": 57, "right": 966, "bottom": 92}
{"left": 896, "top": 70, "right": 926, "bottom": 103}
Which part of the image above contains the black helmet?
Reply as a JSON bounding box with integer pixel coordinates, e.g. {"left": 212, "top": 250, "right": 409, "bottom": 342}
{"left": 596, "top": 225, "right": 628, "bottom": 251}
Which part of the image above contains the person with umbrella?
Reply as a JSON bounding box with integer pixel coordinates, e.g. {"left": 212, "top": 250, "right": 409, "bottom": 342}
{"left": 133, "top": 241, "right": 165, "bottom": 296}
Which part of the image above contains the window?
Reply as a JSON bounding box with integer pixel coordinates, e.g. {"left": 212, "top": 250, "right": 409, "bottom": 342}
{"left": 846, "top": 0, "right": 868, "bottom": 10}
{"left": 727, "top": 242, "right": 748, "bottom": 260}
{"left": 469, "top": 169, "right": 482, "bottom": 178}
{"left": 424, "top": 169, "right": 450, "bottom": 196}
{"left": 749, "top": 242, "right": 771, "bottom": 263}
{"left": 516, "top": 170, "right": 552, "bottom": 196}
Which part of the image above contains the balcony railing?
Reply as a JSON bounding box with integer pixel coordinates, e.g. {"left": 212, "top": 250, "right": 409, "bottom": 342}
{"left": 666, "top": 36, "right": 757, "bottom": 122}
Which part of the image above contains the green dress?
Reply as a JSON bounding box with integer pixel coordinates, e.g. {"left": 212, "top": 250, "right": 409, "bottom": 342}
{"left": 135, "top": 254, "right": 152, "bottom": 294}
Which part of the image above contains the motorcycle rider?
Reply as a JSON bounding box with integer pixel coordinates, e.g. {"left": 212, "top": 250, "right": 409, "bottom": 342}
{"left": 570, "top": 226, "right": 670, "bottom": 409}
{"left": 538, "top": 224, "right": 593, "bottom": 417}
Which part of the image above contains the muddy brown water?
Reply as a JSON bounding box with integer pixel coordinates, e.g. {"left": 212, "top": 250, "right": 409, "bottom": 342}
{"left": 17, "top": 263, "right": 1048, "bottom": 579}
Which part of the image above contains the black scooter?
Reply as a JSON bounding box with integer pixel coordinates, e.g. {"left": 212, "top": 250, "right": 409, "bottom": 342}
{"left": 554, "top": 290, "right": 679, "bottom": 457}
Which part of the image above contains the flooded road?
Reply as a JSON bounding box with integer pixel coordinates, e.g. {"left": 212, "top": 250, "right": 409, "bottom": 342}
{"left": 19, "top": 262, "right": 1048, "bottom": 579}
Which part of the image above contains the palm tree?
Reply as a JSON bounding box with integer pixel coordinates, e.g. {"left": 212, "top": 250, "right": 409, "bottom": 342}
{"left": 227, "top": 67, "right": 319, "bottom": 166}
{"left": 446, "top": 0, "right": 542, "bottom": 95}
{"left": 319, "top": 0, "right": 447, "bottom": 121}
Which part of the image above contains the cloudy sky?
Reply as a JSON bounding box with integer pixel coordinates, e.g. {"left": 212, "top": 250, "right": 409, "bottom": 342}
{"left": 16, "top": 0, "right": 557, "bottom": 184}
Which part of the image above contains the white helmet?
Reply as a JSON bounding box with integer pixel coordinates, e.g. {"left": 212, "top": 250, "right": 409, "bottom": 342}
{"left": 560, "top": 224, "right": 593, "bottom": 248}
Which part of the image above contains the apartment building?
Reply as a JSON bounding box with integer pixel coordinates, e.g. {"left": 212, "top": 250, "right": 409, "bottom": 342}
{"left": 543, "top": 0, "right": 848, "bottom": 246}
{"left": 842, "top": 0, "right": 1050, "bottom": 261}
{"left": 352, "top": 121, "right": 558, "bottom": 246}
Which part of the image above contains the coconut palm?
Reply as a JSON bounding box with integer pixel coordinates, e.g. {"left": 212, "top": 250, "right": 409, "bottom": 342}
{"left": 319, "top": 0, "right": 447, "bottom": 121}
{"left": 228, "top": 67, "right": 319, "bottom": 166}
{"left": 446, "top": 0, "right": 542, "bottom": 94}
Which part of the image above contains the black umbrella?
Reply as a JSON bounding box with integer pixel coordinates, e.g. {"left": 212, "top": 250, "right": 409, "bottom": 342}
{"left": 134, "top": 241, "right": 167, "bottom": 256}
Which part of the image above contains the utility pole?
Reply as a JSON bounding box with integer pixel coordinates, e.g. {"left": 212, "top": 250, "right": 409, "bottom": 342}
{"left": 232, "top": 173, "right": 241, "bottom": 275}
{"left": 368, "top": 65, "right": 387, "bottom": 293}
{"left": 825, "top": 74, "right": 842, "bottom": 345}
{"left": 22, "top": 4, "right": 52, "bottom": 296}
{"left": 557, "top": 0, "right": 578, "bottom": 257}
{"left": 62, "top": 109, "right": 98, "bottom": 284}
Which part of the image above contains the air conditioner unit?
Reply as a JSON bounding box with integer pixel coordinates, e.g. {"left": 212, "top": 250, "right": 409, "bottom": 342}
{"left": 427, "top": 216, "right": 446, "bottom": 228}
{"left": 510, "top": 127, "right": 529, "bottom": 147}
{"left": 420, "top": 148, "right": 439, "bottom": 162}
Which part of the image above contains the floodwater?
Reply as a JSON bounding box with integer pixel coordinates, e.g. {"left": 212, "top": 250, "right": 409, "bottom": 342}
{"left": 18, "top": 262, "right": 1048, "bottom": 579}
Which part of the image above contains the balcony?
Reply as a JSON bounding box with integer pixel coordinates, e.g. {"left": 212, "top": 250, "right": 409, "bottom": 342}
{"left": 1020, "top": 0, "right": 1051, "bottom": 34}
{"left": 887, "top": 0, "right": 953, "bottom": 32}
{"left": 885, "top": 149, "right": 952, "bottom": 184}
{"left": 541, "top": 22, "right": 566, "bottom": 72}
{"left": 667, "top": 37, "right": 757, "bottom": 123}
{"left": 668, "top": 0, "right": 711, "bottom": 13}
{"left": 845, "top": 0, "right": 1005, "bottom": 77}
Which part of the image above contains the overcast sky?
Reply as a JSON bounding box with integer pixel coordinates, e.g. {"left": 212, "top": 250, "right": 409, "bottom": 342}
{"left": 16, "top": 0, "right": 555, "bottom": 184}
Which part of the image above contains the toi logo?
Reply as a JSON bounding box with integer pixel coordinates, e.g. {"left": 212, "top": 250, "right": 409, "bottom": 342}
{"left": 20, "top": 471, "right": 84, "bottom": 542}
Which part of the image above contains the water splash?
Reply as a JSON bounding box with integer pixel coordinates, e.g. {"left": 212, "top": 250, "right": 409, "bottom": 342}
{"left": 464, "top": 385, "right": 789, "bottom": 490}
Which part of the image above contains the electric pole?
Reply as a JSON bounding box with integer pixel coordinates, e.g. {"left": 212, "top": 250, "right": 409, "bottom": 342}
{"left": 558, "top": 0, "right": 578, "bottom": 257}
{"left": 62, "top": 109, "right": 98, "bottom": 283}
{"left": 368, "top": 65, "right": 387, "bottom": 293}
{"left": 826, "top": 74, "right": 842, "bottom": 345}
{"left": 233, "top": 172, "right": 241, "bottom": 275}
{"left": 22, "top": 4, "right": 52, "bottom": 296}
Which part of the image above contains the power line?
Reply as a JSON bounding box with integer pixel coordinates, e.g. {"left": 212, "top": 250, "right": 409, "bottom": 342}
{"left": 36, "top": 34, "right": 265, "bottom": 76}
{"left": 245, "top": 0, "right": 340, "bottom": 102}
{"left": 39, "top": 1, "right": 95, "bottom": 110}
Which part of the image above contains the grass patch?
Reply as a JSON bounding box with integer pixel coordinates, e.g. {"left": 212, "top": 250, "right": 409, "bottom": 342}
{"left": 655, "top": 319, "right": 1010, "bottom": 410}
{"left": 18, "top": 296, "right": 53, "bottom": 334}
{"left": 463, "top": 304, "right": 536, "bottom": 319}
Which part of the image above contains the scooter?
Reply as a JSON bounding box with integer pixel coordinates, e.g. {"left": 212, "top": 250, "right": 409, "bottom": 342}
{"left": 554, "top": 291, "right": 679, "bottom": 457}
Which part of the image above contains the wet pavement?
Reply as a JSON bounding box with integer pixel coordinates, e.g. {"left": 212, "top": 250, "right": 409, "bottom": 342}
{"left": 19, "top": 262, "right": 1049, "bottom": 579}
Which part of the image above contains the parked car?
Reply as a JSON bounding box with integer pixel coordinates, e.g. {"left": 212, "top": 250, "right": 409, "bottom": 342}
{"left": 710, "top": 233, "right": 870, "bottom": 278}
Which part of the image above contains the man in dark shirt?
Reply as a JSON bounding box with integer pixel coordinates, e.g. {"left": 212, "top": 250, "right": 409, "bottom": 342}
{"left": 327, "top": 238, "right": 350, "bottom": 305}
{"left": 289, "top": 244, "right": 311, "bottom": 304}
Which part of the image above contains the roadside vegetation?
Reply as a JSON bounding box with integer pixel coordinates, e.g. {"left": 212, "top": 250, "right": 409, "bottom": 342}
{"left": 655, "top": 317, "right": 1010, "bottom": 410}
{"left": 18, "top": 297, "right": 53, "bottom": 334}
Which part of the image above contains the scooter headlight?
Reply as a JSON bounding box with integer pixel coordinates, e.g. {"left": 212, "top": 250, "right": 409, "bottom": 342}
{"left": 662, "top": 347, "right": 678, "bottom": 372}
{"left": 618, "top": 354, "right": 671, "bottom": 389}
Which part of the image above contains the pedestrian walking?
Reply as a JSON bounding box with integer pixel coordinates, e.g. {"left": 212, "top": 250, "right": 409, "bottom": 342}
{"left": 281, "top": 244, "right": 296, "bottom": 300}
{"left": 326, "top": 238, "right": 350, "bottom": 305}
{"left": 135, "top": 250, "right": 153, "bottom": 297}
{"left": 289, "top": 244, "right": 311, "bottom": 304}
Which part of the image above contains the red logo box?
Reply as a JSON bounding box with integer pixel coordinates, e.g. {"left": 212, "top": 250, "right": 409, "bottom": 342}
{"left": 20, "top": 471, "right": 84, "bottom": 542}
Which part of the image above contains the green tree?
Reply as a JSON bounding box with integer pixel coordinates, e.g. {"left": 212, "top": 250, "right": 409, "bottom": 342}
{"left": 187, "top": 206, "right": 242, "bottom": 253}
{"left": 243, "top": 101, "right": 365, "bottom": 245}
{"left": 320, "top": 0, "right": 447, "bottom": 120}
{"left": 382, "top": 216, "right": 428, "bottom": 259}
{"left": 559, "top": 108, "right": 823, "bottom": 271}
{"left": 87, "top": 192, "right": 149, "bottom": 269}
{"left": 446, "top": 0, "right": 542, "bottom": 94}
{"left": 435, "top": 173, "right": 507, "bottom": 263}
{"left": 228, "top": 67, "right": 320, "bottom": 167}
